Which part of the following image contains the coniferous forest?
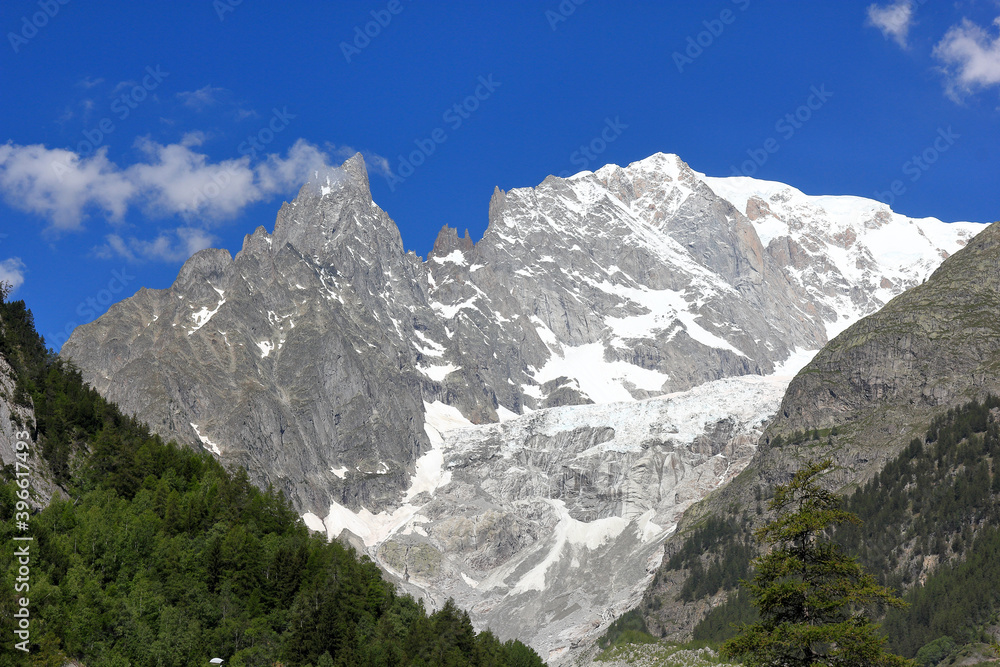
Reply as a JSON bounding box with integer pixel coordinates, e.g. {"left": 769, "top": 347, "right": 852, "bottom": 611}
{"left": 678, "top": 395, "right": 1000, "bottom": 665}
{"left": 0, "top": 297, "right": 545, "bottom": 666}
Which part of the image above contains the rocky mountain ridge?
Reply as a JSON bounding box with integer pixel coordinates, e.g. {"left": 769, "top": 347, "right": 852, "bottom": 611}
{"left": 60, "top": 152, "right": 987, "bottom": 661}
{"left": 62, "top": 153, "right": 982, "bottom": 517}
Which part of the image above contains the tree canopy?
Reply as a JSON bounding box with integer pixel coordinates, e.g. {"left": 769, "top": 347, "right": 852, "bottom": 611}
{"left": 721, "top": 460, "right": 911, "bottom": 667}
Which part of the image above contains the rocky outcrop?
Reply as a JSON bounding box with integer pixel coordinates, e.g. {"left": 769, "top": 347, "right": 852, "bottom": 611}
{"left": 774, "top": 221, "right": 1000, "bottom": 437}
{"left": 0, "top": 343, "right": 62, "bottom": 508}
{"left": 61, "top": 155, "right": 441, "bottom": 515}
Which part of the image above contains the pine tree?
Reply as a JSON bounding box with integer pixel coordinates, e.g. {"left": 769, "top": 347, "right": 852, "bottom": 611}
{"left": 721, "top": 460, "right": 912, "bottom": 667}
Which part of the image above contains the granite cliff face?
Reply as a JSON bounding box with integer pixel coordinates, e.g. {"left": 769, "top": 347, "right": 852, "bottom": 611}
{"left": 61, "top": 158, "right": 436, "bottom": 513}
{"left": 60, "top": 152, "right": 986, "bottom": 661}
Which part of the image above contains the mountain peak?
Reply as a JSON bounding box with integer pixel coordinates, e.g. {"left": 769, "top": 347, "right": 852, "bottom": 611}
{"left": 268, "top": 153, "right": 401, "bottom": 261}
{"left": 338, "top": 151, "right": 370, "bottom": 192}
{"left": 175, "top": 247, "right": 233, "bottom": 288}
{"left": 293, "top": 152, "right": 370, "bottom": 201}
{"left": 430, "top": 225, "right": 474, "bottom": 259}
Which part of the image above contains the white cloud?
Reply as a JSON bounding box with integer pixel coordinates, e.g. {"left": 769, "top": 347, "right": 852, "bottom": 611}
{"left": 98, "top": 227, "right": 217, "bottom": 263}
{"left": 867, "top": 1, "right": 914, "bottom": 48}
{"left": 129, "top": 138, "right": 259, "bottom": 220}
{"left": 0, "top": 143, "right": 135, "bottom": 229}
{"left": 0, "top": 138, "right": 368, "bottom": 230}
{"left": 255, "top": 139, "right": 336, "bottom": 195}
{"left": 0, "top": 258, "right": 26, "bottom": 293}
{"left": 934, "top": 17, "right": 1000, "bottom": 100}
{"left": 177, "top": 85, "right": 228, "bottom": 111}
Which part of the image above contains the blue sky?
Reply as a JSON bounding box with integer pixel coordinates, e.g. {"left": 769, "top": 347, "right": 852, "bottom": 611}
{"left": 1, "top": 0, "right": 999, "bottom": 349}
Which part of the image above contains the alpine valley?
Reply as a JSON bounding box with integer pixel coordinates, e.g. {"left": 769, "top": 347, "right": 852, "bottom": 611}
{"left": 32, "top": 151, "right": 995, "bottom": 663}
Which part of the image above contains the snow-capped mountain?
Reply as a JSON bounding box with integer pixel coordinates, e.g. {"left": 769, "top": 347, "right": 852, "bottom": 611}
{"left": 701, "top": 173, "right": 981, "bottom": 337}
{"left": 61, "top": 152, "right": 986, "bottom": 662}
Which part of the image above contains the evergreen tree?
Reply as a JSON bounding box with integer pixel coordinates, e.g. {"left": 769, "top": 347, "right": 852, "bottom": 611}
{"left": 721, "top": 460, "right": 911, "bottom": 667}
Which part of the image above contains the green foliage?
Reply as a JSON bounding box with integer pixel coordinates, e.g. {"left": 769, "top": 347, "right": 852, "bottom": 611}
{"left": 693, "top": 396, "right": 1000, "bottom": 658}
{"left": 721, "top": 460, "right": 910, "bottom": 667}
{"left": 598, "top": 609, "right": 659, "bottom": 650}
{"left": 882, "top": 525, "right": 1000, "bottom": 659}
{"left": 913, "top": 636, "right": 957, "bottom": 667}
{"left": 692, "top": 587, "right": 758, "bottom": 644}
{"left": 833, "top": 397, "right": 1000, "bottom": 657}
{"left": 0, "top": 299, "right": 546, "bottom": 666}
{"left": 665, "top": 515, "right": 755, "bottom": 603}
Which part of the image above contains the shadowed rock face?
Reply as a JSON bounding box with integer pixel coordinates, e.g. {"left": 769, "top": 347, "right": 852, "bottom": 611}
{"left": 60, "top": 152, "right": 986, "bottom": 661}
{"left": 0, "top": 349, "right": 63, "bottom": 508}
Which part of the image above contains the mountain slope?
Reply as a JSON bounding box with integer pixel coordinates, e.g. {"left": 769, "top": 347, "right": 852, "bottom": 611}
{"left": 433, "top": 154, "right": 825, "bottom": 408}
{"left": 774, "top": 220, "right": 1000, "bottom": 444}
{"left": 640, "top": 221, "right": 1000, "bottom": 641}
{"left": 311, "top": 367, "right": 797, "bottom": 663}
{"left": 701, "top": 174, "right": 980, "bottom": 338}
{"left": 689, "top": 397, "right": 1000, "bottom": 664}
